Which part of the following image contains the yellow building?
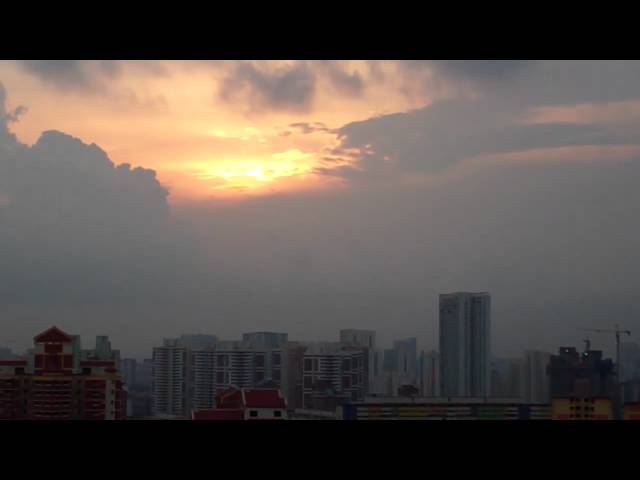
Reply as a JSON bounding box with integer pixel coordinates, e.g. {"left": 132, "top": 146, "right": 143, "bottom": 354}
{"left": 551, "top": 397, "right": 613, "bottom": 420}
{"left": 623, "top": 403, "right": 640, "bottom": 420}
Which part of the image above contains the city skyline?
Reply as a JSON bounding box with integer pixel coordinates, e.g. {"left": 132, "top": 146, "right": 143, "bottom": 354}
{"left": 4, "top": 322, "right": 639, "bottom": 420}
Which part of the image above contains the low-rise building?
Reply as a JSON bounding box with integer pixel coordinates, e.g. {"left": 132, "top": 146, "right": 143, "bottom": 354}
{"left": 192, "top": 386, "right": 288, "bottom": 420}
{"left": 340, "top": 397, "right": 551, "bottom": 420}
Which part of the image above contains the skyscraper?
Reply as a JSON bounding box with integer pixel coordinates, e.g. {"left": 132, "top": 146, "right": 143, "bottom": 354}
{"left": 152, "top": 339, "right": 191, "bottom": 418}
{"left": 521, "top": 350, "right": 551, "bottom": 403}
{"left": 340, "top": 329, "right": 376, "bottom": 391}
{"left": 439, "top": 291, "right": 491, "bottom": 397}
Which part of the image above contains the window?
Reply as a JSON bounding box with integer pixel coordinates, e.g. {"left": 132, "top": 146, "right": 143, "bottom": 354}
{"left": 274, "top": 410, "right": 282, "bottom": 418}
{"left": 304, "top": 376, "right": 313, "bottom": 388}
{"left": 216, "top": 355, "right": 228, "bottom": 367}
{"left": 272, "top": 353, "right": 281, "bottom": 366}
{"left": 216, "top": 372, "right": 225, "bottom": 384}
{"left": 342, "top": 358, "right": 351, "bottom": 371}
{"left": 255, "top": 355, "right": 265, "bottom": 368}
{"left": 255, "top": 371, "right": 265, "bottom": 383}
{"left": 304, "top": 359, "right": 313, "bottom": 372}
{"left": 342, "top": 376, "right": 351, "bottom": 389}
{"left": 249, "top": 410, "right": 258, "bottom": 418}
{"left": 272, "top": 369, "right": 281, "bottom": 381}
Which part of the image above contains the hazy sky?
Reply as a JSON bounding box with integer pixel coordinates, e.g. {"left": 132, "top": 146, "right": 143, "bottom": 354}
{"left": 1, "top": 60, "right": 639, "bottom": 359}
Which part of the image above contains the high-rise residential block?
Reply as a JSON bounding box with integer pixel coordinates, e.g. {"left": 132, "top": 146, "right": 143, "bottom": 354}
{"left": 0, "top": 326, "right": 126, "bottom": 420}
{"left": 439, "top": 291, "right": 491, "bottom": 397}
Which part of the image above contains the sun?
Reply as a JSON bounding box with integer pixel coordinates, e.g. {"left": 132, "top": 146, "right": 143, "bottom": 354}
{"left": 189, "top": 149, "right": 317, "bottom": 192}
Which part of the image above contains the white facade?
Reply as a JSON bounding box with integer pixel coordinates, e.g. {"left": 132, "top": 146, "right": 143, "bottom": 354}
{"left": 340, "top": 329, "right": 376, "bottom": 392}
{"left": 244, "top": 406, "right": 288, "bottom": 420}
{"left": 301, "top": 343, "right": 366, "bottom": 408}
{"left": 152, "top": 340, "right": 191, "bottom": 417}
{"left": 439, "top": 292, "right": 491, "bottom": 397}
{"left": 191, "top": 342, "right": 285, "bottom": 411}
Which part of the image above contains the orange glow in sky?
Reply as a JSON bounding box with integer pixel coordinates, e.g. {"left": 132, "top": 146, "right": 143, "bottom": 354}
{"left": 0, "top": 60, "right": 431, "bottom": 202}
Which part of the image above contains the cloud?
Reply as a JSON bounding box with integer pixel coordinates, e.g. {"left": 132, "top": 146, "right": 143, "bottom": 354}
{"left": 329, "top": 91, "right": 640, "bottom": 181}
{"left": 219, "top": 62, "right": 316, "bottom": 112}
{"left": 318, "top": 61, "right": 364, "bottom": 96}
{"left": 288, "top": 122, "right": 331, "bottom": 134}
{"left": 429, "top": 60, "right": 533, "bottom": 82}
{"left": 0, "top": 84, "right": 204, "bottom": 307}
{"left": 0, "top": 83, "right": 23, "bottom": 152}
{"left": 17, "top": 60, "right": 122, "bottom": 92}
{"left": 15, "top": 60, "right": 170, "bottom": 94}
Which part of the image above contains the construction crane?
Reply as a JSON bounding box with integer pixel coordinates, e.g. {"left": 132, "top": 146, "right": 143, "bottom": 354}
{"left": 578, "top": 325, "right": 631, "bottom": 383}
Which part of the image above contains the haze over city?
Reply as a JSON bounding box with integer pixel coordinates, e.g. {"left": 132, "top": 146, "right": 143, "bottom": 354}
{"left": 1, "top": 60, "right": 639, "bottom": 359}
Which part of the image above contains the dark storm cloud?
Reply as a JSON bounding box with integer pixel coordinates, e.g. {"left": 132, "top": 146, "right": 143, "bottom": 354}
{"left": 0, "top": 83, "right": 203, "bottom": 308}
{"left": 17, "top": 60, "right": 122, "bottom": 91}
{"left": 219, "top": 62, "right": 316, "bottom": 112}
{"left": 317, "top": 61, "right": 364, "bottom": 96}
{"left": 333, "top": 93, "right": 640, "bottom": 179}
{"left": 427, "top": 60, "right": 640, "bottom": 106}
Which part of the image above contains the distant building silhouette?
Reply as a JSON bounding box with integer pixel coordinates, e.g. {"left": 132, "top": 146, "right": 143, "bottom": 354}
{"left": 521, "top": 350, "right": 551, "bottom": 403}
{"left": 439, "top": 292, "right": 491, "bottom": 397}
{"left": 548, "top": 346, "right": 616, "bottom": 398}
{"left": 340, "top": 329, "right": 376, "bottom": 391}
{"left": 491, "top": 358, "right": 522, "bottom": 399}
{"left": 419, "top": 350, "right": 440, "bottom": 397}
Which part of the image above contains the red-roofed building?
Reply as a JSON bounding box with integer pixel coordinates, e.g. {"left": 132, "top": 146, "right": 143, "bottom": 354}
{"left": 0, "top": 326, "right": 126, "bottom": 420}
{"left": 192, "top": 386, "right": 288, "bottom": 420}
{"left": 192, "top": 409, "right": 244, "bottom": 420}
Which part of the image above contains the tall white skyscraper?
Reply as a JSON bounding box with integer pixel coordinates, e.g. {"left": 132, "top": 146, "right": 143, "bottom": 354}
{"left": 439, "top": 292, "right": 491, "bottom": 397}
{"left": 152, "top": 339, "right": 191, "bottom": 418}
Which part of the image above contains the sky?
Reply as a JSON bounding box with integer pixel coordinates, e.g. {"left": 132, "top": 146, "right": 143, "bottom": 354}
{"left": 1, "top": 60, "right": 640, "bottom": 359}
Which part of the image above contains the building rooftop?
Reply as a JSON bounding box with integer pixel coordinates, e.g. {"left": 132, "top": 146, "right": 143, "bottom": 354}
{"left": 243, "top": 389, "right": 287, "bottom": 409}
{"left": 34, "top": 326, "right": 73, "bottom": 343}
